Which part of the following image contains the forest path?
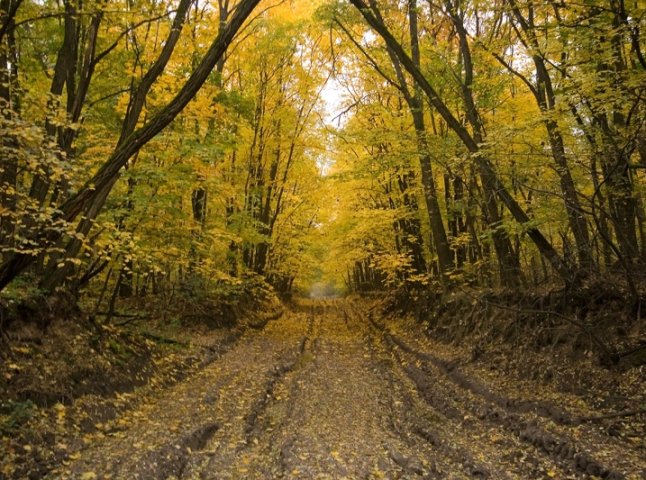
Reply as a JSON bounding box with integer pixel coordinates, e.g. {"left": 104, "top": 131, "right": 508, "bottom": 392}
{"left": 60, "top": 300, "right": 643, "bottom": 479}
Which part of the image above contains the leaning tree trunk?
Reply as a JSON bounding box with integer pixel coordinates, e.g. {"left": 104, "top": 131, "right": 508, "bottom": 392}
{"left": 0, "top": 0, "right": 262, "bottom": 292}
{"left": 350, "top": 0, "right": 574, "bottom": 285}
{"left": 506, "top": 0, "right": 594, "bottom": 272}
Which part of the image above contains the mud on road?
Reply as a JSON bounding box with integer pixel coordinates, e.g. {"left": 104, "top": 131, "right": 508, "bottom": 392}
{"left": 58, "top": 300, "right": 644, "bottom": 479}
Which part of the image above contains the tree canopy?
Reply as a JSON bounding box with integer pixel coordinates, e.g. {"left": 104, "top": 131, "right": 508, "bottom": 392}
{"left": 0, "top": 0, "right": 644, "bottom": 306}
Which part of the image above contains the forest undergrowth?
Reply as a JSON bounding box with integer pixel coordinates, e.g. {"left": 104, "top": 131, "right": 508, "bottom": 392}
{"left": 0, "top": 275, "right": 282, "bottom": 478}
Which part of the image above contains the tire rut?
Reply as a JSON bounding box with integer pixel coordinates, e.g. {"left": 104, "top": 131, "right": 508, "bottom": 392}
{"left": 243, "top": 314, "right": 317, "bottom": 442}
{"left": 358, "top": 306, "right": 519, "bottom": 479}
{"left": 60, "top": 311, "right": 311, "bottom": 479}
{"left": 365, "top": 309, "right": 638, "bottom": 479}
{"left": 181, "top": 312, "right": 323, "bottom": 479}
{"left": 202, "top": 301, "right": 438, "bottom": 479}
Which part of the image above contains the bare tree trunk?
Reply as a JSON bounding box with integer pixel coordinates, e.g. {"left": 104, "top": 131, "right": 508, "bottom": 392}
{"left": 396, "top": 171, "right": 427, "bottom": 275}
{"left": 379, "top": 0, "right": 453, "bottom": 274}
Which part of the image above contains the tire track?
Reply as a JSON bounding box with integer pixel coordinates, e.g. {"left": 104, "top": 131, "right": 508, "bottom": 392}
{"left": 357, "top": 305, "right": 520, "bottom": 479}
{"left": 182, "top": 311, "right": 323, "bottom": 479}
{"left": 62, "top": 311, "right": 311, "bottom": 479}
{"left": 230, "top": 301, "right": 436, "bottom": 479}
{"left": 366, "top": 310, "right": 634, "bottom": 479}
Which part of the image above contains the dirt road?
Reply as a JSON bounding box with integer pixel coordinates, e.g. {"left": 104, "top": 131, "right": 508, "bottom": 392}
{"left": 59, "top": 300, "right": 644, "bottom": 479}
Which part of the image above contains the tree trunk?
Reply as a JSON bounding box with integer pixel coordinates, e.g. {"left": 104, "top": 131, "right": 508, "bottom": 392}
{"left": 506, "top": 0, "right": 593, "bottom": 272}
{"left": 0, "top": 4, "right": 19, "bottom": 247}
{"left": 379, "top": 0, "right": 453, "bottom": 275}
{"left": 411, "top": 111, "right": 453, "bottom": 274}
{"left": 396, "top": 171, "right": 427, "bottom": 275}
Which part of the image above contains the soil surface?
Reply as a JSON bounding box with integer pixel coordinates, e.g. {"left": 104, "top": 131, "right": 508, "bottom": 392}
{"left": 16, "top": 300, "right": 646, "bottom": 479}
